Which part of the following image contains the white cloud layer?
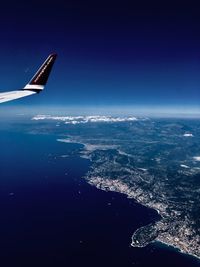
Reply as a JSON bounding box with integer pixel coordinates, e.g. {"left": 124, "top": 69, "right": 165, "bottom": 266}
{"left": 180, "top": 164, "right": 190, "bottom": 169}
{"left": 183, "top": 133, "right": 193, "bottom": 137}
{"left": 32, "top": 115, "right": 138, "bottom": 124}
{"left": 193, "top": 156, "right": 200, "bottom": 161}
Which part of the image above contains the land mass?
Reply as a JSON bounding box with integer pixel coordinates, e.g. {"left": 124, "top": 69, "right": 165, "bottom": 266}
{"left": 32, "top": 115, "right": 200, "bottom": 259}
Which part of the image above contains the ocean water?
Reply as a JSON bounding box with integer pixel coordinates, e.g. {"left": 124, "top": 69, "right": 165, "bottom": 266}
{"left": 0, "top": 130, "right": 199, "bottom": 267}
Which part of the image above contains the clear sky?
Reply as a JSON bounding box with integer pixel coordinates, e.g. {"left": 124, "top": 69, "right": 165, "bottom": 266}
{"left": 1, "top": 1, "right": 200, "bottom": 113}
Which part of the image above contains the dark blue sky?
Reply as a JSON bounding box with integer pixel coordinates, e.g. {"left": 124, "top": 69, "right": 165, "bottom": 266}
{"left": 1, "top": 1, "right": 200, "bottom": 111}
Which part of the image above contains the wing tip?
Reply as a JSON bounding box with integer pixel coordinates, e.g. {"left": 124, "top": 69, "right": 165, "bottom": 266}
{"left": 28, "top": 53, "right": 57, "bottom": 87}
{"left": 49, "top": 53, "right": 58, "bottom": 58}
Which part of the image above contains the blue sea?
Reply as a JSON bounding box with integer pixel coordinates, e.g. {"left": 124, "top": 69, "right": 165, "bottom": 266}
{"left": 0, "top": 129, "right": 199, "bottom": 266}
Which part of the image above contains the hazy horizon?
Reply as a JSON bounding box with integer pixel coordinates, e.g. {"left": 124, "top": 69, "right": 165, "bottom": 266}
{"left": 1, "top": 104, "right": 200, "bottom": 118}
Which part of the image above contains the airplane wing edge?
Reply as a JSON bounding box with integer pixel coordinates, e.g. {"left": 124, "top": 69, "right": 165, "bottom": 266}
{"left": 0, "top": 90, "right": 36, "bottom": 104}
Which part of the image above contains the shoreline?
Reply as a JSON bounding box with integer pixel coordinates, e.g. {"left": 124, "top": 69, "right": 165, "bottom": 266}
{"left": 86, "top": 176, "right": 200, "bottom": 262}
{"left": 153, "top": 240, "right": 200, "bottom": 262}
{"left": 57, "top": 137, "right": 200, "bottom": 262}
{"left": 128, "top": 193, "right": 200, "bottom": 261}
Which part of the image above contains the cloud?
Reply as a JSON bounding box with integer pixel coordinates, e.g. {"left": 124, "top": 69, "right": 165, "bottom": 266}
{"left": 183, "top": 133, "right": 193, "bottom": 137}
{"left": 32, "top": 115, "right": 138, "bottom": 124}
{"left": 193, "top": 156, "right": 200, "bottom": 161}
{"left": 180, "top": 164, "right": 190, "bottom": 169}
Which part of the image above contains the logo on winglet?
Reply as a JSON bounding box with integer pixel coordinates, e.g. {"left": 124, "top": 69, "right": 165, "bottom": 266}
{"left": 34, "top": 56, "right": 54, "bottom": 83}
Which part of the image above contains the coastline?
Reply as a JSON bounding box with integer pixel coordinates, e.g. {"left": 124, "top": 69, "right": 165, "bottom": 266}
{"left": 86, "top": 176, "right": 200, "bottom": 261}
{"left": 154, "top": 240, "right": 200, "bottom": 262}
{"left": 57, "top": 137, "right": 200, "bottom": 262}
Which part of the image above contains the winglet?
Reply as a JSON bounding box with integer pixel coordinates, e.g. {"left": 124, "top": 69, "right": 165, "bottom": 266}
{"left": 23, "top": 53, "right": 57, "bottom": 92}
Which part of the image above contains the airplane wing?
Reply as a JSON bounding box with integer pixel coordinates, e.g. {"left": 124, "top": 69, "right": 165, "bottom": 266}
{"left": 0, "top": 53, "right": 57, "bottom": 104}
